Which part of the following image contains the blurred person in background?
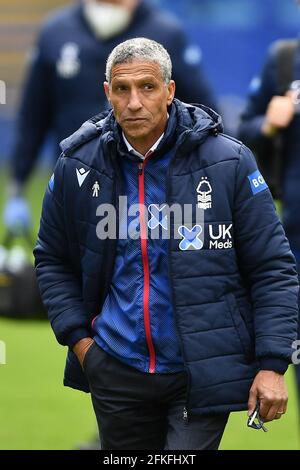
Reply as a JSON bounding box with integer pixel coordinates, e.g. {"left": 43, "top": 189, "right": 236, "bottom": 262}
{"left": 238, "top": 1, "right": 300, "bottom": 407}
{"left": 3, "top": 0, "right": 217, "bottom": 235}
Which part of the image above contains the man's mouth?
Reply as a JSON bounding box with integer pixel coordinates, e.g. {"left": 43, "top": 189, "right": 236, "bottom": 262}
{"left": 124, "top": 117, "right": 147, "bottom": 122}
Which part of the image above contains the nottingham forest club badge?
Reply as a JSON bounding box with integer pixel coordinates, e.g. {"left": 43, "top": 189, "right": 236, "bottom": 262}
{"left": 197, "top": 177, "right": 212, "bottom": 210}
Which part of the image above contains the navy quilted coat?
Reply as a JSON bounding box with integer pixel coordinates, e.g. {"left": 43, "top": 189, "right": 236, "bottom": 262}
{"left": 34, "top": 99, "right": 299, "bottom": 416}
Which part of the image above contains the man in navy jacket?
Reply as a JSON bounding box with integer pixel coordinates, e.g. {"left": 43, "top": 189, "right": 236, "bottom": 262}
{"left": 3, "top": 0, "right": 217, "bottom": 235}
{"left": 34, "top": 38, "right": 298, "bottom": 450}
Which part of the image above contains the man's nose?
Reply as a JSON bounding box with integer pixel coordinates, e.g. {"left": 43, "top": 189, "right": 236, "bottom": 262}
{"left": 127, "top": 90, "right": 142, "bottom": 111}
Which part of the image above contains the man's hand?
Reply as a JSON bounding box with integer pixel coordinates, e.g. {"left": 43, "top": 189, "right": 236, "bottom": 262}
{"left": 262, "top": 95, "right": 295, "bottom": 136}
{"left": 73, "top": 337, "right": 95, "bottom": 368}
{"left": 248, "top": 370, "right": 288, "bottom": 422}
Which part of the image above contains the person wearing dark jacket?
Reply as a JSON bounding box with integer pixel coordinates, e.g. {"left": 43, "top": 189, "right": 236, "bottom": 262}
{"left": 34, "top": 38, "right": 299, "bottom": 450}
{"left": 238, "top": 38, "right": 300, "bottom": 396}
{"left": 3, "top": 0, "right": 217, "bottom": 234}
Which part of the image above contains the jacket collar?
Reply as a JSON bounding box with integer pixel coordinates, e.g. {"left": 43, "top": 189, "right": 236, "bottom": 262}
{"left": 60, "top": 99, "right": 223, "bottom": 158}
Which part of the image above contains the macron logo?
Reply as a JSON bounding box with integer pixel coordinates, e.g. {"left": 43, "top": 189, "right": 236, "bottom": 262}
{"left": 76, "top": 167, "right": 90, "bottom": 187}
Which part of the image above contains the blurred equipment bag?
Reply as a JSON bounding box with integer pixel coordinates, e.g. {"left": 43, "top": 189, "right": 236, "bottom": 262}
{"left": 255, "top": 39, "right": 298, "bottom": 199}
{"left": 0, "top": 232, "right": 45, "bottom": 319}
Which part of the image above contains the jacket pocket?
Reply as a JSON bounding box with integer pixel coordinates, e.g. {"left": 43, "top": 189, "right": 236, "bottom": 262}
{"left": 225, "top": 293, "right": 254, "bottom": 362}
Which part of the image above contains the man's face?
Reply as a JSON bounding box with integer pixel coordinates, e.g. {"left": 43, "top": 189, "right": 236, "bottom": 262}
{"left": 104, "top": 61, "right": 175, "bottom": 146}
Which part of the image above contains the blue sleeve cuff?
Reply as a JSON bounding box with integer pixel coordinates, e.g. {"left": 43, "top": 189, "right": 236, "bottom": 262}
{"left": 65, "top": 328, "right": 91, "bottom": 349}
{"left": 259, "top": 358, "right": 289, "bottom": 375}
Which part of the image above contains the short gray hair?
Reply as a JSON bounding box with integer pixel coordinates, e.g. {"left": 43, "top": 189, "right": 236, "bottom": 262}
{"left": 105, "top": 37, "right": 172, "bottom": 84}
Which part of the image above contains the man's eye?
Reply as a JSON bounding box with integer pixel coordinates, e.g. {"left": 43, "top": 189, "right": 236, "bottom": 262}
{"left": 143, "top": 84, "right": 154, "bottom": 90}
{"left": 116, "top": 85, "right": 127, "bottom": 92}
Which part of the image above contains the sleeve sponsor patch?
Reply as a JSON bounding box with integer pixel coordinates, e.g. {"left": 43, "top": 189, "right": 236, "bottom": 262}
{"left": 247, "top": 170, "right": 268, "bottom": 195}
{"left": 48, "top": 173, "right": 54, "bottom": 192}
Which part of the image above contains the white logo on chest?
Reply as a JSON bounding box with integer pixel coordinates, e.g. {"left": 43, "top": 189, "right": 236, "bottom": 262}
{"left": 197, "top": 177, "right": 212, "bottom": 210}
{"left": 76, "top": 167, "right": 90, "bottom": 187}
{"left": 56, "top": 43, "right": 81, "bottom": 79}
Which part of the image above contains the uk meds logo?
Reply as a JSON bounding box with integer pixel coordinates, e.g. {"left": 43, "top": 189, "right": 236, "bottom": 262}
{"left": 178, "top": 225, "right": 203, "bottom": 251}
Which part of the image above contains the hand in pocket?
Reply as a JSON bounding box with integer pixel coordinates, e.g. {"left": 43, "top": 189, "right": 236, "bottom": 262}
{"left": 73, "top": 337, "right": 95, "bottom": 368}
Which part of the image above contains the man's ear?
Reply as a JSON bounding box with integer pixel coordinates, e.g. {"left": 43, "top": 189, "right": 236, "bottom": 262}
{"left": 167, "top": 80, "right": 176, "bottom": 105}
{"left": 103, "top": 81, "right": 110, "bottom": 102}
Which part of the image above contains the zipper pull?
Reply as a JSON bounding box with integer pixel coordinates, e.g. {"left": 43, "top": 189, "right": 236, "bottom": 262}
{"left": 183, "top": 406, "right": 189, "bottom": 423}
{"left": 138, "top": 162, "right": 143, "bottom": 175}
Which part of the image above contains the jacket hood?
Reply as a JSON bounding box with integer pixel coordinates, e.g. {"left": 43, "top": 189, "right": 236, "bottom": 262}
{"left": 60, "top": 99, "right": 223, "bottom": 157}
{"left": 175, "top": 99, "right": 222, "bottom": 132}
{"left": 173, "top": 99, "right": 223, "bottom": 153}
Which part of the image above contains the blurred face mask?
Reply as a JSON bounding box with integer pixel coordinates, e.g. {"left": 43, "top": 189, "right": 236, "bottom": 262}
{"left": 83, "top": 1, "right": 133, "bottom": 40}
